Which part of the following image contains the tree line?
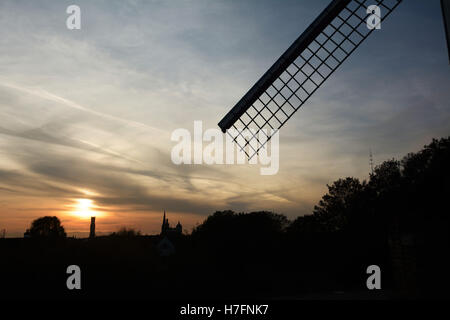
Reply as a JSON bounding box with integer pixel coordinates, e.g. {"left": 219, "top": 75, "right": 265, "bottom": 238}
{"left": 21, "top": 136, "right": 450, "bottom": 297}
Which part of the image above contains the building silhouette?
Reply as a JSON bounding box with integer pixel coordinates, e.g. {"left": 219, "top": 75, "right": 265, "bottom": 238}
{"left": 89, "top": 217, "right": 95, "bottom": 238}
{"left": 160, "top": 210, "right": 182, "bottom": 236}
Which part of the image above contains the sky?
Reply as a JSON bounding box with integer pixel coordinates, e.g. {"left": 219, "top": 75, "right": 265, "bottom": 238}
{"left": 0, "top": 0, "right": 449, "bottom": 237}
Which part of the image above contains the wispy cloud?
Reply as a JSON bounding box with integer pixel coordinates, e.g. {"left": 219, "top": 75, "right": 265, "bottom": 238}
{"left": 0, "top": 0, "right": 449, "bottom": 236}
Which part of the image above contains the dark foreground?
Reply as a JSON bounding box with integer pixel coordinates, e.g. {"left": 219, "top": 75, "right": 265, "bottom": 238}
{"left": 2, "top": 137, "right": 450, "bottom": 300}
{"left": 1, "top": 229, "right": 448, "bottom": 300}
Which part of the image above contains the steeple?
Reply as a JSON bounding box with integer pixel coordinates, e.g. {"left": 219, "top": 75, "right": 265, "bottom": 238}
{"left": 161, "top": 210, "right": 166, "bottom": 234}
{"left": 160, "top": 211, "right": 182, "bottom": 235}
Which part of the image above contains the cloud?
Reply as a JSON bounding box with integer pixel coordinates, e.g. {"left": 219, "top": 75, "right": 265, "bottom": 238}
{"left": 0, "top": 0, "right": 449, "bottom": 235}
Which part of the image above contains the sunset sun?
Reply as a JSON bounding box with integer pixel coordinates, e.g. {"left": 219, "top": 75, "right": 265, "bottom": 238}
{"left": 73, "top": 198, "right": 95, "bottom": 219}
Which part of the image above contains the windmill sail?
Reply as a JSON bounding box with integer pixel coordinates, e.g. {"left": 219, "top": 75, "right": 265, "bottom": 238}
{"left": 442, "top": 0, "right": 450, "bottom": 63}
{"left": 218, "top": 0, "right": 402, "bottom": 160}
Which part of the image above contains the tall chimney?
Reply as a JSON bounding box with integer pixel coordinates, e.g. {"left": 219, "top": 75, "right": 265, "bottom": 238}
{"left": 90, "top": 217, "right": 96, "bottom": 238}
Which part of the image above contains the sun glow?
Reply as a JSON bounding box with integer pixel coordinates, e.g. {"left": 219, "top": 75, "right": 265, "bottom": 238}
{"left": 72, "top": 198, "right": 96, "bottom": 219}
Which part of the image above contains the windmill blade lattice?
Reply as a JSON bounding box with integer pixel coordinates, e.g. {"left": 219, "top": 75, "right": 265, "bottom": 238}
{"left": 218, "top": 0, "right": 402, "bottom": 160}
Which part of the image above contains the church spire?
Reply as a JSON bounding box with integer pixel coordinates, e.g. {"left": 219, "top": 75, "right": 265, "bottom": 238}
{"left": 161, "top": 210, "right": 167, "bottom": 234}
{"left": 161, "top": 210, "right": 182, "bottom": 235}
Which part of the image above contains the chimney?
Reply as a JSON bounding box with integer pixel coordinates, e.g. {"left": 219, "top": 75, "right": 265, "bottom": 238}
{"left": 90, "top": 217, "right": 96, "bottom": 238}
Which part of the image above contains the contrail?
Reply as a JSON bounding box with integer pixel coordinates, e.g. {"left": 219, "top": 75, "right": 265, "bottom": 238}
{"left": 0, "top": 82, "right": 166, "bottom": 135}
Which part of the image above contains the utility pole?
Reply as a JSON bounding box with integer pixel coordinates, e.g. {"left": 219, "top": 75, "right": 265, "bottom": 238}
{"left": 369, "top": 148, "right": 374, "bottom": 175}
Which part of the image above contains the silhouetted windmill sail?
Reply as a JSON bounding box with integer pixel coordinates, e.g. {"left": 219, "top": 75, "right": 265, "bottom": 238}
{"left": 442, "top": 0, "right": 450, "bottom": 63}
{"left": 218, "top": 0, "right": 402, "bottom": 160}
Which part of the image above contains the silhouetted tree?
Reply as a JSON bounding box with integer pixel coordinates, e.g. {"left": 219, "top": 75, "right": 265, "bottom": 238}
{"left": 27, "top": 216, "right": 66, "bottom": 238}
{"left": 110, "top": 227, "right": 141, "bottom": 237}
{"left": 312, "top": 177, "right": 366, "bottom": 232}
{"left": 287, "top": 214, "right": 325, "bottom": 235}
{"left": 192, "top": 210, "right": 288, "bottom": 240}
{"left": 192, "top": 210, "right": 288, "bottom": 261}
{"left": 401, "top": 137, "right": 450, "bottom": 219}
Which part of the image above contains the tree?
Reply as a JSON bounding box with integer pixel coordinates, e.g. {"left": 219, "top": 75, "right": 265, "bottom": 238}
{"left": 368, "top": 159, "right": 402, "bottom": 196}
{"left": 312, "top": 177, "right": 366, "bottom": 232}
{"left": 27, "top": 216, "right": 66, "bottom": 238}
{"left": 401, "top": 137, "right": 450, "bottom": 218}
{"left": 110, "top": 227, "right": 141, "bottom": 237}
{"left": 192, "top": 210, "right": 289, "bottom": 240}
{"left": 191, "top": 210, "right": 288, "bottom": 261}
{"left": 287, "top": 214, "right": 325, "bottom": 235}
